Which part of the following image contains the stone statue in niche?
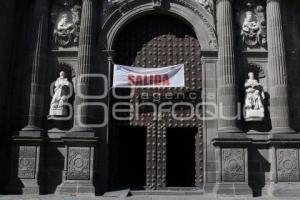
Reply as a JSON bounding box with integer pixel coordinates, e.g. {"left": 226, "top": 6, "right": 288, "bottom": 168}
{"left": 244, "top": 72, "right": 265, "bottom": 121}
{"left": 51, "top": 0, "right": 81, "bottom": 48}
{"left": 49, "top": 71, "right": 72, "bottom": 117}
{"left": 194, "top": 0, "right": 214, "bottom": 14}
{"left": 240, "top": 3, "right": 267, "bottom": 49}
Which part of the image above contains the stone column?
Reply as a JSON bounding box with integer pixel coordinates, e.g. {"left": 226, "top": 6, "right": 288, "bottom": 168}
{"left": 71, "top": 0, "right": 97, "bottom": 134}
{"left": 267, "top": 2, "right": 300, "bottom": 196}
{"left": 7, "top": 0, "right": 48, "bottom": 194}
{"left": 267, "top": 0, "right": 294, "bottom": 134}
{"left": 22, "top": 0, "right": 49, "bottom": 134}
{"left": 216, "top": 0, "right": 240, "bottom": 133}
{"left": 213, "top": 0, "right": 251, "bottom": 196}
{"left": 61, "top": 0, "right": 98, "bottom": 194}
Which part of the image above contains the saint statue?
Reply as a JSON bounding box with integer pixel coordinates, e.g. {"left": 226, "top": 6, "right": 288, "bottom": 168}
{"left": 49, "top": 71, "right": 71, "bottom": 117}
{"left": 241, "top": 3, "right": 267, "bottom": 48}
{"left": 244, "top": 72, "right": 265, "bottom": 121}
{"left": 241, "top": 11, "right": 260, "bottom": 46}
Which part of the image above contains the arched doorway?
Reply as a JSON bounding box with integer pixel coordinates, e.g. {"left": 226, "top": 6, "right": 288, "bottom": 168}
{"left": 109, "top": 14, "right": 203, "bottom": 190}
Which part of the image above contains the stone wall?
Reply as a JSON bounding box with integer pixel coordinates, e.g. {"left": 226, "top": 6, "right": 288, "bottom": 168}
{"left": 284, "top": 0, "right": 300, "bottom": 131}
{"left": 0, "top": 0, "right": 17, "bottom": 193}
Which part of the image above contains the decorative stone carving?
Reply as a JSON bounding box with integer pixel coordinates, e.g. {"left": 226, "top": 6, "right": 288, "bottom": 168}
{"left": 51, "top": 0, "right": 81, "bottom": 48}
{"left": 49, "top": 71, "right": 72, "bottom": 117}
{"left": 194, "top": 0, "right": 214, "bottom": 14}
{"left": 18, "top": 146, "right": 37, "bottom": 179}
{"left": 240, "top": 3, "right": 267, "bottom": 49}
{"left": 248, "top": 63, "right": 265, "bottom": 79}
{"left": 222, "top": 149, "right": 245, "bottom": 182}
{"left": 152, "top": 0, "right": 162, "bottom": 8}
{"left": 277, "top": 149, "right": 299, "bottom": 182}
{"left": 244, "top": 72, "right": 265, "bottom": 121}
{"left": 67, "top": 147, "right": 90, "bottom": 180}
{"left": 107, "top": 0, "right": 120, "bottom": 4}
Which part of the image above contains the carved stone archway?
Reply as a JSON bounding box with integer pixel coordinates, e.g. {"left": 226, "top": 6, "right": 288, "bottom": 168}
{"left": 99, "top": 0, "right": 219, "bottom": 191}
{"left": 101, "top": 0, "right": 218, "bottom": 51}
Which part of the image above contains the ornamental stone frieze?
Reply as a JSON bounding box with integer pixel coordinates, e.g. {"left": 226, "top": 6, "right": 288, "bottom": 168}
{"left": 50, "top": 0, "right": 81, "bottom": 48}
{"left": 104, "top": 0, "right": 215, "bottom": 19}
{"left": 237, "top": 2, "right": 267, "bottom": 50}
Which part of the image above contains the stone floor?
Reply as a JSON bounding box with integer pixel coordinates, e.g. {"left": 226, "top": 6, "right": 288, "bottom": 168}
{"left": 1, "top": 195, "right": 300, "bottom": 200}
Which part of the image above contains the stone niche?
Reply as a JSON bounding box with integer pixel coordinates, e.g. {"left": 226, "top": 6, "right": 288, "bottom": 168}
{"left": 240, "top": 61, "right": 271, "bottom": 133}
{"left": 47, "top": 62, "right": 75, "bottom": 132}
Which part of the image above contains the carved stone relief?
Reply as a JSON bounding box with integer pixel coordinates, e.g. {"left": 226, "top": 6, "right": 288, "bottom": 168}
{"left": 152, "top": 0, "right": 162, "bottom": 8}
{"left": 50, "top": 0, "right": 81, "bottom": 48}
{"left": 67, "top": 147, "right": 90, "bottom": 180}
{"left": 239, "top": 2, "right": 267, "bottom": 49}
{"left": 277, "top": 149, "right": 299, "bottom": 182}
{"left": 222, "top": 148, "right": 245, "bottom": 182}
{"left": 18, "top": 146, "right": 37, "bottom": 179}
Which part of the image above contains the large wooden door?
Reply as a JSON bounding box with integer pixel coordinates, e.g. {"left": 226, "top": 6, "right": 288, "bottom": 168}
{"left": 110, "top": 14, "right": 203, "bottom": 190}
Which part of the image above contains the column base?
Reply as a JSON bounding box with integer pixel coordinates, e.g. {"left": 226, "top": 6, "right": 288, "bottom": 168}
{"left": 270, "top": 127, "right": 296, "bottom": 135}
{"left": 55, "top": 181, "right": 95, "bottom": 195}
{"left": 269, "top": 183, "right": 300, "bottom": 197}
{"left": 6, "top": 130, "right": 44, "bottom": 194}
{"left": 6, "top": 179, "right": 40, "bottom": 195}
{"left": 217, "top": 127, "right": 243, "bottom": 134}
{"left": 59, "top": 131, "right": 97, "bottom": 195}
{"left": 213, "top": 182, "right": 252, "bottom": 196}
{"left": 68, "top": 127, "right": 94, "bottom": 136}
{"left": 212, "top": 132, "right": 251, "bottom": 196}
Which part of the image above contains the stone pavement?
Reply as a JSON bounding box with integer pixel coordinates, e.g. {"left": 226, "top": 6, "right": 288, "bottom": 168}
{"left": 0, "top": 195, "right": 300, "bottom": 200}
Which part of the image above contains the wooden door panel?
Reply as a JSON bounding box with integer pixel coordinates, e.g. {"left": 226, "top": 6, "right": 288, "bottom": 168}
{"left": 112, "top": 15, "right": 203, "bottom": 189}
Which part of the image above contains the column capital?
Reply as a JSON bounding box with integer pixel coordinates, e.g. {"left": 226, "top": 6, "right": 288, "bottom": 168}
{"left": 102, "top": 49, "right": 115, "bottom": 60}
{"left": 266, "top": 0, "right": 281, "bottom": 4}
{"left": 216, "top": 0, "right": 233, "bottom": 5}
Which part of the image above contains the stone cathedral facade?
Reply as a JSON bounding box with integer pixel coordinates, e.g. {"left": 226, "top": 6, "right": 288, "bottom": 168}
{"left": 0, "top": 0, "right": 300, "bottom": 197}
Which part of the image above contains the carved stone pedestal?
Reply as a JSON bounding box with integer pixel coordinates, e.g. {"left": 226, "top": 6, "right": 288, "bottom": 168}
{"left": 212, "top": 132, "right": 252, "bottom": 196}
{"left": 268, "top": 134, "right": 300, "bottom": 197}
{"left": 56, "top": 132, "right": 97, "bottom": 195}
{"left": 6, "top": 130, "right": 44, "bottom": 194}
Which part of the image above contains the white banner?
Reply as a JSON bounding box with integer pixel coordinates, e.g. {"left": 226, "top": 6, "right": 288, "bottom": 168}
{"left": 112, "top": 64, "right": 185, "bottom": 88}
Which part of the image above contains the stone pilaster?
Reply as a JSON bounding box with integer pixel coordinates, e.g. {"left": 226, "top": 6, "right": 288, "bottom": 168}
{"left": 267, "top": 1, "right": 297, "bottom": 194}
{"left": 7, "top": 0, "right": 49, "bottom": 194}
{"left": 61, "top": 0, "right": 98, "bottom": 194}
{"left": 267, "top": 0, "right": 294, "bottom": 134}
{"left": 71, "top": 0, "right": 97, "bottom": 134}
{"left": 22, "top": 0, "right": 49, "bottom": 133}
{"left": 213, "top": 0, "right": 251, "bottom": 196}
{"left": 216, "top": 0, "right": 240, "bottom": 133}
